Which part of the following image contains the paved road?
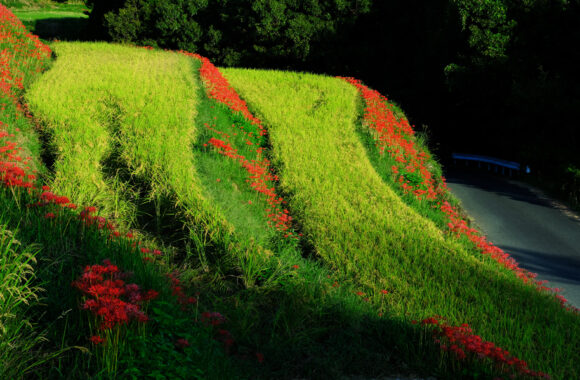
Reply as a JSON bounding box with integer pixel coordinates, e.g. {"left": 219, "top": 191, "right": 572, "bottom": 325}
{"left": 444, "top": 166, "right": 580, "bottom": 309}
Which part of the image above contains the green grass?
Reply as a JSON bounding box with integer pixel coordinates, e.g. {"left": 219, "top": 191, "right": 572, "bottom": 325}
{"left": 220, "top": 67, "right": 580, "bottom": 379}
{"left": 8, "top": 41, "right": 243, "bottom": 378}
{"left": 0, "top": 223, "right": 45, "bottom": 379}
{"left": 26, "top": 42, "right": 268, "bottom": 290}
{"left": 26, "top": 42, "right": 197, "bottom": 223}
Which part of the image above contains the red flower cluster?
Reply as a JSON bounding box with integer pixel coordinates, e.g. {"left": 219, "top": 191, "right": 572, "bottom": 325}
{"left": 339, "top": 77, "right": 447, "bottom": 202}
{"left": 201, "top": 311, "right": 235, "bottom": 351}
{"left": 90, "top": 335, "right": 105, "bottom": 345}
{"left": 421, "top": 317, "right": 550, "bottom": 379}
{"left": 72, "top": 259, "right": 158, "bottom": 330}
{"left": 0, "top": 134, "right": 35, "bottom": 188}
{"left": 0, "top": 5, "right": 50, "bottom": 191}
{"left": 180, "top": 51, "right": 296, "bottom": 237}
{"left": 201, "top": 311, "right": 226, "bottom": 326}
{"left": 166, "top": 271, "right": 197, "bottom": 308}
{"left": 179, "top": 51, "right": 266, "bottom": 136}
{"left": 206, "top": 135, "right": 294, "bottom": 234}
{"left": 0, "top": 4, "right": 51, "bottom": 122}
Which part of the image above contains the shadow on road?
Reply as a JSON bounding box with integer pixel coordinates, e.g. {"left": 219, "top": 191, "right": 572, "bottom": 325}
{"left": 499, "top": 244, "right": 580, "bottom": 285}
{"left": 444, "top": 166, "right": 553, "bottom": 209}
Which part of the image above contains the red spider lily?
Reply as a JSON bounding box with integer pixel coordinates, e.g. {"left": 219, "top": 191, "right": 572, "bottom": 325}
{"left": 180, "top": 51, "right": 297, "bottom": 237}
{"left": 421, "top": 317, "right": 550, "bottom": 379}
{"left": 73, "top": 260, "right": 157, "bottom": 330}
{"left": 89, "top": 335, "right": 105, "bottom": 345}
{"left": 201, "top": 311, "right": 226, "bottom": 327}
{"left": 175, "top": 338, "right": 190, "bottom": 348}
{"left": 166, "top": 271, "right": 197, "bottom": 308}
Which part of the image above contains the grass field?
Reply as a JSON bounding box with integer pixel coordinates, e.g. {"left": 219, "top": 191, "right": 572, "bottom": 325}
{"left": 2, "top": 4, "right": 579, "bottom": 378}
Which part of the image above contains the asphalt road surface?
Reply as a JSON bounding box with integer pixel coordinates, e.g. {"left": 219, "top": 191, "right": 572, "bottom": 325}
{"left": 444, "top": 166, "right": 580, "bottom": 309}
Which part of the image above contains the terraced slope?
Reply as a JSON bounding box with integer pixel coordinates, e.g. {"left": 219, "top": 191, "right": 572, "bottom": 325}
{"left": 221, "top": 68, "right": 579, "bottom": 379}
{"left": 26, "top": 42, "right": 296, "bottom": 291}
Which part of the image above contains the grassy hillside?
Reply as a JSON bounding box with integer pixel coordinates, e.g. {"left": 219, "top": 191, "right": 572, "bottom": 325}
{"left": 2, "top": 4, "right": 579, "bottom": 378}
{"left": 221, "top": 68, "right": 579, "bottom": 379}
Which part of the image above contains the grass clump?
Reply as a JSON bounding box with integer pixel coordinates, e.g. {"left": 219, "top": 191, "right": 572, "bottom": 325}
{"left": 0, "top": 223, "right": 46, "bottom": 379}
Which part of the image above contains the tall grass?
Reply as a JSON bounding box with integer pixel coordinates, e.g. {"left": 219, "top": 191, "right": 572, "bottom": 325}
{"left": 221, "top": 67, "right": 579, "bottom": 379}
{"left": 27, "top": 42, "right": 296, "bottom": 294}
{"left": 0, "top": 223, "right": 45, "bottom": 379}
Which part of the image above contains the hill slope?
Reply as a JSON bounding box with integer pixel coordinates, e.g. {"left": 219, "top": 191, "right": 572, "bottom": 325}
{"left": 0, "top": 7, "right": 577, "bottom": 377}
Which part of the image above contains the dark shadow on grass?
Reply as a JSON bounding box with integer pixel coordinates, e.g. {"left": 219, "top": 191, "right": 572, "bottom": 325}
{"left": 1, "top": 186, "right": 452, "bottom": 379}
{"left": 95, "top": 94, "right": 243, "bottom": 287}
{"left": 33, "top": 119, "right": 58, "bottom": 174}
{"left": 32, "top": 17, "right": 90, "bottom": 41}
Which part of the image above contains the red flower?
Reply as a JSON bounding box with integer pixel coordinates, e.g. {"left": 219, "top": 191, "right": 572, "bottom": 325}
{"left": 176, "top": 338, "right": 190, "bottom": 348}
{"left": 89, "top": 335, "right": 105, "bottom": 345}
{"left": 256, "top": 352, "right": 264, "bottom": 363}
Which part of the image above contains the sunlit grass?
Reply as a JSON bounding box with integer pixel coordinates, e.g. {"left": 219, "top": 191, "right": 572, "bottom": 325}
{"left": 26, "top": 43, "right": 197, "bottom": 224}
{"left": 221, "top": 67, "right": 580, "bottom": 379}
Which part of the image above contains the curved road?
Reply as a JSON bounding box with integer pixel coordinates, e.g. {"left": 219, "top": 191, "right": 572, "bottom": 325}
{"left": 444, "top": 166, "right": 580, "bottom": 309}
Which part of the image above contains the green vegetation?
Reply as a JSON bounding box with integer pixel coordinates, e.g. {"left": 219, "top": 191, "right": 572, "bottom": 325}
{"left": 0, "top": 224, "right": 44, "bottom": 378}
{"left": 23, "top": 40, "right": 413, "bottom": 379}
{"left": 3, "top": 3, "right": 579, "bottom": 378}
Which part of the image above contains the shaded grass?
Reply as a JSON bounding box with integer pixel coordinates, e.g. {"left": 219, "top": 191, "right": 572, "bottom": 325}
{"left": 0, "top": 222, "right": 46, "bottom": 379}
{"left": 221, "top": 67, "right": 580, "bottom": 379}
{"left": 0, "top": 184, "right": 240, "bottom": 379}
{"left": 11, "top": 2, "right": 88, "bottom": 41}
